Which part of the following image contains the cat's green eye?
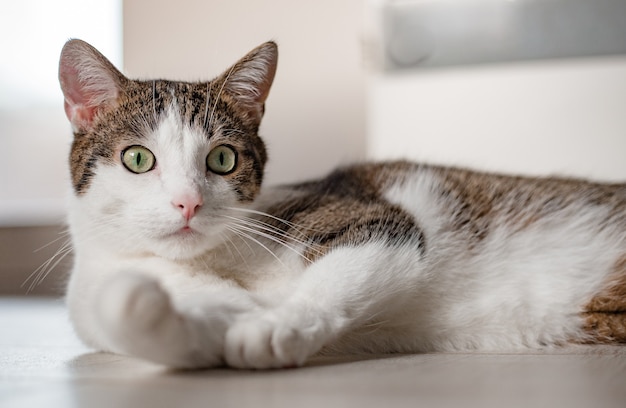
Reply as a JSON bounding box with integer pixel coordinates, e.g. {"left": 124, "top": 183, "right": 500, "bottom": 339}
{"left": 121, "top": 146, "right": 156, "bottom": 174}
{"left": 207, "top": 145, "right": 237, "bottom": 175}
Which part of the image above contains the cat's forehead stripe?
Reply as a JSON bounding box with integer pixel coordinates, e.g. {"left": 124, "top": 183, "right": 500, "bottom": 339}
{"left": 153, "top": 101, "right": 212, "bottom": 174}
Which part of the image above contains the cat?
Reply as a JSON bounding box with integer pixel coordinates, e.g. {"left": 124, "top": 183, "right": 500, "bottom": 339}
{"left": 58, "top": 39, "right": 626, "bottom": 369}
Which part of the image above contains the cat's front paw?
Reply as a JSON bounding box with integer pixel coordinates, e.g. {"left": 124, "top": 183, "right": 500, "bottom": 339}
{"left": 95, "top": 272, "right": 204, "bottom": 367}
{"left": 97, "top": 272, "right": 173, "bottom": 336}
{"left": 224, "top": 312, "right": 327, "bottom": 369}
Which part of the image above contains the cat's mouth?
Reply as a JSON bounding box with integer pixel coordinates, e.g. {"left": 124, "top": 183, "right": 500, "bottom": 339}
{"left": 152, "top": 217, "right": 229, "bottom": 259}
{"left": 169, "top": 225, "right": 200, "bottom": 237}
{"left": 149, "top": 226, "right": 210, "bottom": 260}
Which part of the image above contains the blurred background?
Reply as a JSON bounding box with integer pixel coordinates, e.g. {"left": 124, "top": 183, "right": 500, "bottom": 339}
{"left": 1, "top": 0, "right": 625, "bottom": 296}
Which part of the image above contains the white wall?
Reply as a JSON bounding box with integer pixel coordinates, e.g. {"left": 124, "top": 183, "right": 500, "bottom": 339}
{"left": 0, "top": 108, "right": 71, "bottom": 225}
{"left": 0, "top": 0, "right": 122, "bottom": 226}
{"left": 123, "top": 0, "right": 368, "bottom": 185}
{"left": 368, "top": 56, "right": 626, "bottom": 181}
{"left": 366, "top": 0, "right": 626, "bottom": 182}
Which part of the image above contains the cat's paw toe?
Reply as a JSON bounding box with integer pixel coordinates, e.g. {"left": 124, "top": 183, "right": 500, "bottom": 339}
{"left": 224, "top": 316, "right": 317, "bottom": 369}
{"left": 271, "top": 326, "right": 313, "bottom": 367}
{"left": 224, "top": 320, "right": 277, "bottom": 369}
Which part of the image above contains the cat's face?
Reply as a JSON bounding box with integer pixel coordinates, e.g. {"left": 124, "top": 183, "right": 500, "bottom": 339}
{"left": 59, "top": 40, "right": 277, "bottom": 260}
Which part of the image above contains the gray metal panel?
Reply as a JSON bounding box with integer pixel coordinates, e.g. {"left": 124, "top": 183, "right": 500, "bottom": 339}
{"left": 382, "top": 0, "right": 626, "bottom": 70}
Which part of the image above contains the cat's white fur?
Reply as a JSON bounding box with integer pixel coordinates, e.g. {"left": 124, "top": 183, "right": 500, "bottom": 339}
{"left": 385, "top": 175, "right": 619, "bottom": 349}
{"left": 66, "top": 103, "right": 618, "bottom": 369}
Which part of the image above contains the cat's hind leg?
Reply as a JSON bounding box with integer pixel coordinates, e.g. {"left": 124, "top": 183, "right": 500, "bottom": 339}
{"left": 582, "top": 313, "right": 626, "bottom": 343}
{"left": 581, "top": 257, "right": 626, "bottom": 343}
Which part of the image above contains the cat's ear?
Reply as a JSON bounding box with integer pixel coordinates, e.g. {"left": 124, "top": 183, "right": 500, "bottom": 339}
{"left": 59, "top": 39, "right": 127, "bottom": 132}
{"left": 217, "top": 41, "right": 278, "bottom": 123}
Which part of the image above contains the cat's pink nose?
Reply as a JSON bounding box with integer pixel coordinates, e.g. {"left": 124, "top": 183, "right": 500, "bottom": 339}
{"left": 172, "top": 193, "right": 203, "bottom": 221}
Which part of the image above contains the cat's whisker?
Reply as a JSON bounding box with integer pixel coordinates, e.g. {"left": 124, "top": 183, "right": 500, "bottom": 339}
{"left": 220, "top": 231, "right": 251, "bottom": 269}
{"left": 23, "top": 239, "right": 73, "bottom": 293}
{"left": 33, "top": 244, "right": 72, "bottom": 289}
{"left": 226, "top": 224, "right": 256, "bottom": 255}
{"left": 217, "top": 230, "right": 243, "bottom": 260}
{"left": 212, "top": 122, "right": 224, "bottom": 138}
{"left": 226, "top": 206, "right": 328, "bottom": 235}
{"left": 208, "top": 65, "right": 236, "bottom": 132}
{"left": 33, "top": 229, "right": 71, "bottom": 252}
{"left": 223, "top": 217, "right": 314, "bottom": 262}
{"left": 222, "top": 210, "right": 326, "bottom": 258}
{"left": 226, "top": 222, "right": 287, "bottom": 252}
{"left": 123, "top": 91, "right": 154, "bottom": 137}
{"left": 203, "top": 82, "right": 211, "bottom": 130}
{"left": 224, "top": 225, "right": 286, "bottom": 268}
{"left": 220, "top": 128, "right": 246, "bottom": 135}
{"left": 223, "top": 214, "right": 306, "bottom": 245}
{"left": 152, "top": 80, "right": 158, "bottom": 123}
{"left": 228, "top": 217, "right": 324, "bottom": 260}
{"left": 23, "top": 240, "right": 70, "bottom": 289}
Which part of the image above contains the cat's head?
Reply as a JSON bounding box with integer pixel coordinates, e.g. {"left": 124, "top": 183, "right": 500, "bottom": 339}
{"left": 59, "top": 39, "right": 277, "bottom": 260}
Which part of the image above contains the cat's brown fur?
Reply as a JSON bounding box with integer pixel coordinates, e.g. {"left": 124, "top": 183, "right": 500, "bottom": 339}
{"left": 582, "top": 255, "right": 626, "bottom": 342}
{"left": 248, "top": 162, "right": 424, "bottom": 263}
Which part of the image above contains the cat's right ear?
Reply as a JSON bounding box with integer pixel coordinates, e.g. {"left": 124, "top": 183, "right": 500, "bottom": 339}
{"left": 59, "top": 39, "right": 126, "bottom": 132}
{"left": 217, "top": 41, "right": 278, "bottom": 124}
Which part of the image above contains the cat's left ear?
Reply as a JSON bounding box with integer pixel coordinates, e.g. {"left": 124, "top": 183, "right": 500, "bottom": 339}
{"left": 59, "top": 39, "right": 127, "bottom": 133}
{"left": 217, "top": 41, "right": 278, "bottom": 123}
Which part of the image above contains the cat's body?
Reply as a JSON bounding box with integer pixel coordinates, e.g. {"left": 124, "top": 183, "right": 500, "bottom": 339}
{"left": 59, "top": 40, "right": 626, "bottom": 369}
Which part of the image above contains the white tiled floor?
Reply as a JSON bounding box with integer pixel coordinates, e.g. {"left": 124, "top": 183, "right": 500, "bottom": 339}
{"left": 1, "top": 297, "right": 625, "bottom": 408}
